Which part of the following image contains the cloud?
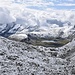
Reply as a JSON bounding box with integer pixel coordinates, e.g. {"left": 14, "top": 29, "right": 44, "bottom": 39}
{"left": 57, "top": 3, "right": 75, "bottom": 6}
{"left": 13, "top": 0, "right": 55, "bottom": 7}
{"left": 1, "top": 0, "right": 75, "bottom": 10}
{"left": 0, "top": 7, "right": 16, "bottom": 24}
{"left": 0, "top": 0, "right": 75, "bottom": 37}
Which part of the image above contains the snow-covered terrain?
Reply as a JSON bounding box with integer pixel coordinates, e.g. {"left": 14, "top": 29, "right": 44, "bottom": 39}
{"left": 0, "top": 35, "right": 75, "bottom": 75}
{"left": 0, "top": 0, "right": 75, "bottom": 42}
{"left": 0, "top": 0, "right": 75, "bottom": 75}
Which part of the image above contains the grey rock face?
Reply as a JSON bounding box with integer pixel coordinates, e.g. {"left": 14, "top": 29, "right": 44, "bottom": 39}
{"left": 0, "top": 36, "right": 75, "bottom": 75}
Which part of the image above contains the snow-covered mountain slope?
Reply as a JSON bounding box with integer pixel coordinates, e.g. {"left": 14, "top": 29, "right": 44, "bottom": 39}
{"left": 0, "top": 1, "right": 75, "bottom": 44}
{"left": 0, "top": 36, "right": 75, "bottom": 75}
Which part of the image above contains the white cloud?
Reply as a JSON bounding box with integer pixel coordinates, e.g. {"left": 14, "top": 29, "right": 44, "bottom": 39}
{"left": 57, "top": 3, "right": 75, "bottom": 6}
{"left": 0, "top": 0, "right": 75, "bottom": 38}
{"left": 0, "top": 7, "right": 16, "bottom": 24}
{"left": 13, "top": 0, "right": 55, "bottom": 7}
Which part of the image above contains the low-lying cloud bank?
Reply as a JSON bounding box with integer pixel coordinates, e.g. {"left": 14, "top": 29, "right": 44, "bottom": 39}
{"left": 0, "top": 0, "right": 75, "bottom": 41}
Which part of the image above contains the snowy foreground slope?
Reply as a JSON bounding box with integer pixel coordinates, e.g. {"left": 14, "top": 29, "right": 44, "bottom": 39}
{"left": 0, "top": 36, "right": 75, "bottom": 75}
{"left": 0, "top": 1, "right": 75, "bottom": 74}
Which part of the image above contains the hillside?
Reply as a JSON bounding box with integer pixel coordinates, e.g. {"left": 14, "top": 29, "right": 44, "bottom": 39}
{"left": 0, "top": 36, "right": 75, "bottom": 75}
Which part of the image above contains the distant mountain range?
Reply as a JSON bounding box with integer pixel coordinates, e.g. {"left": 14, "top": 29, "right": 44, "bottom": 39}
{"left": 0, "top": 3, "right": 75, "bottom": 46}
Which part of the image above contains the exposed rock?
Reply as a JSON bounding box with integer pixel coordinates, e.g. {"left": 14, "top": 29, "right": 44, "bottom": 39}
{"left": 0, "top": 36, "right": 75, "bottom": 75}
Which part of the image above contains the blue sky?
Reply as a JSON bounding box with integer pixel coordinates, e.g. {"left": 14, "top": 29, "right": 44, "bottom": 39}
{"left": 24, "top": 0, "right": 75, "bottom": 10}
{"left": 3, "top": 0, "right": 75, "bottom": 10}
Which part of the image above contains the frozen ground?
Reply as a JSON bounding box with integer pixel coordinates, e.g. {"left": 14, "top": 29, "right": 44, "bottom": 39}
{"left": 0, "top": 0, "right": 75, "bottom": 75}
{"left": 0, "top": 36, "right": 75, "bottom": 75}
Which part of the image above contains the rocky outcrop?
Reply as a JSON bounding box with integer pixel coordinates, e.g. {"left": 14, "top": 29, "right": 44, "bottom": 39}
{"left": 0, "top": 36, "right": 75, "bottom": 75}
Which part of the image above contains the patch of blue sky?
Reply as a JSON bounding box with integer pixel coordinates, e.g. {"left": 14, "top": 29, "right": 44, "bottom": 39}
{"left": 27, "top": 5, "right": 75, "bottom": 10}
{"left": 44, "top": 0, "right": 75, "bottom": 6}
{"left": 13, "top": 0, "right": 75, "bottom": 10}
{"left": 44, "top": 0, "right": 75, "bottom": 3}
{"left": 48, "top": 6, "right": 75, "bottom": 10}
{"left": 26, "top": 6, "right": 45, "bottom": 10}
